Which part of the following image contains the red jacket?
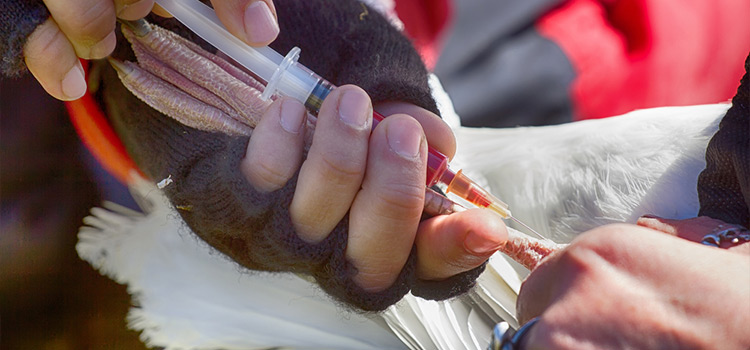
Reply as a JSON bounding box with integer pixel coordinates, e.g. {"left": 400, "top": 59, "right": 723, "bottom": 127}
{"left": 396, "top": 0, "right": 750, "bottom": 122}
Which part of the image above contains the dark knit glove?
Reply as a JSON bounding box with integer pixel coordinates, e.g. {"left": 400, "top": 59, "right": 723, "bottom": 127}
{"left": 0, "top": 0, "right": 49, "bottom": 76}
{"left": 697, "top": 52, "right": 750, "bottom": 228}
{"left": 101, "top": 0, "right": 484, "bottom": 311}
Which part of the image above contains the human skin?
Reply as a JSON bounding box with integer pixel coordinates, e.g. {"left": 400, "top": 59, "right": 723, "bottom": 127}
{"left": 517, "top": 220, "right": 750, "bottom": 350}
{"left": 242, "top": 86, "right": 509, "bottom": 291}
{"left": 25, "top": 0, "right": 278, "bottom": 100}
{"left": 101, "top": 11, "right": 512, "bottom": 293}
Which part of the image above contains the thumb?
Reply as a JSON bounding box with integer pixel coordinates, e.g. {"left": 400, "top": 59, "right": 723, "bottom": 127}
{"left": 415, "top": 208, "right": 507, "bottom": 281}
{"left": 211, "top": 0, "right": 279, "bottom": 46}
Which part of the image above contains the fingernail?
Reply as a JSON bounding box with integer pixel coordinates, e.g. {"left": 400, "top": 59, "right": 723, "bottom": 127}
{"left": 88, "top": 31, "right": 116, "bottom": 59}
{"left": 387, "top": 118, "right": 423, "bottom": 158}
{"left": 279, "top": 99, "right": 306, "bottom": 133}
{"left": 338, "top": 89, "right": 371, "bottom": 129}
{"left": 61, "top": 62, "right": 87, "bottom": 100}
{"left": 244, "top": 1, "right": 279, "bottom": 44}
{"left": 639, "top": 214, "right": 662, "bottom": 219}
{"left": 464, "top": 230, "right": 503, "bottom": 255}
{"left": 116, "top": 0, "right": 153, "bottom": 20}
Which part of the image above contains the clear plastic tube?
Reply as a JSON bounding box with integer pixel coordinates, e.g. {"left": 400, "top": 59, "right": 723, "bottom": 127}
{"left": 155, "top": 0, "right": 542, "bottom": 238}
{"left": 154, "top": 0, "right": 318, "bottom": 103}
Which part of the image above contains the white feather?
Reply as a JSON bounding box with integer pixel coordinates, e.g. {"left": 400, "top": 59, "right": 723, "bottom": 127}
{"left": 378, "top": 78, "right": 728, "bottom": 349}
{"left": 453, "top": 104, "right": 727, "bottom": 241}
{"left": 77, "top": 75, "right": 728, "bottom": 348}
{"left": 77, "top": 175, "right": 406, "bottom": 350}
{"left": 382, "top": 103, "right": 727, "bottom": 349}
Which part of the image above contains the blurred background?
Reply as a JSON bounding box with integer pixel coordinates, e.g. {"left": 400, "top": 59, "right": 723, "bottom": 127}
{"left": 1, "top": 75, "right": 145, "bottom": 349}
{"left": 2, "top": 0, "right": 749, "bottom": 347}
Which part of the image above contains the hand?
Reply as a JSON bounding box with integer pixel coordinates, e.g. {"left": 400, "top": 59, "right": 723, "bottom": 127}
{"left": 516, "top": 223, "right": 750, "bottom": 350}
{"left": 240, "top": 85, "right": 509, "bottom": 291}
{"left": 24, "top": 0, "right": 279, "bottom": 100}
{"left": 637, "top": 215, "right": 750, "bottom": 255}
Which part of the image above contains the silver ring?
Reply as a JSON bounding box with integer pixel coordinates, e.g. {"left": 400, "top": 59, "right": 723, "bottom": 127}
{"left": 700, "top": 224, "right": 750, "bottom": 247}
{"left": 488, "top": 317, "right": 540, "bottom": 350}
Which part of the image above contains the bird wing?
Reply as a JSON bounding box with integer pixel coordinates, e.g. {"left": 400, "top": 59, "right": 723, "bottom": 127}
{"left": 381, "top": 103, "right": 728, "bottom": 349}
{"left": 77, "top": 175, "right": 406, "bottom": 350}
{"left": 77, "top": 99, "right": 728, "bottom": 349}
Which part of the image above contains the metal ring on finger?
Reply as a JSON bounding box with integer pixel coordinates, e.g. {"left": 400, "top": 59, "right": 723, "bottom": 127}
{"left": 487, "top": 317, "right": 540, "bottom": 350}
{"left": 701, "top": 224, "right": 750, "bottom": 247}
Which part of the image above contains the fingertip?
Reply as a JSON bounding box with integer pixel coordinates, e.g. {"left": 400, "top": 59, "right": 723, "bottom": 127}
{"left": 336, "top": 85, "right": 373, "bottom": 130}
{"left": 87, "top": 31, "right": 117, "bottom": 59}
{"left": 635, "top": 215, "right": 677, "bottom": 235}
{"left": 636, "top": 216, "right": 659, "bottom": 227}
{"left": 384, "top": 115, "right": 425, "bottom": 160}
{"left": 463, "top": 227, "right": 505, "bottom": 256}
{"left": 278, "top": 98, "right": 307, "bottom": 134}
{"left": 45, "top": 0, "right": 117, "bottom": 59}
{"left": 636, "top": 214, "right": 663, "bottom": 225}
{"left": 242, "top": 98, "right": 307, "bottom": 192}
{"left": 117, "top": 0, "right": 155, "bottom": 20}
{"left": 416, "top": 209, "right": 507, "bottom": 280}
{"left": 243, "top": 1, "right": 279, "bottom": 45}
{"left": 24, "top": 20, "right": 87, "bottom": 101}
{"left": 60, "top": 62, "right": 87, "bottom": 101}
{"left": 375, "top": 101, "right": 456, "bottom": 159}
{"left": 461, "top": 209, "right": 508, "bottom": 255}
{"left": 151, "top": 3, "right": 173, "bottom": 17}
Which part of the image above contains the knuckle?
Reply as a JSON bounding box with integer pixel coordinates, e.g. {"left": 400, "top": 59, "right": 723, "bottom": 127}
{"left": 558, "top": 225, "right": 628, "bottom": 274}
{"left": 576, "top": 224, "right": 630, "bottom": 252}
{"left": 69, "top": 2, "right": 115, "bottom": 43}
{"left": 443, "top": 254, "right": 485, "bottom": 273}
{"left": 25, "top": 21, "right": 67, "bottom": 60}
{"left": 557, "top": 244, "right": 599, "bottom": 276}
{"left": 318, "top": 153, "right": 365, "bottom": 181}
{"left": 292, "top": 218, "right": 326, "bottom": 239}
{"left": 353, "top": 268, "right": 400, "bottom": 292}
{"left": 291, "top": 208, "right": 337, "bottom": 243}
{"left": 248, "top": 160, "right": 290, "bottom": 191}
{"left": 373, "top": 182, "right": 425, "bottom": 213}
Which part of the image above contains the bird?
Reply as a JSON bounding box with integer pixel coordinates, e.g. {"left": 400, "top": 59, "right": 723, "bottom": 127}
{"left": 74, "top": 19, "right": 728, "bottom": 350}
{"left": 76, "top": 99, "right": 726, "bottom": 350}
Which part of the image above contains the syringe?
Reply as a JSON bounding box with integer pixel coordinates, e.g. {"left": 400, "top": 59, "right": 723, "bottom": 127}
{"left": 154, "top": 0, "right": 542, "bottom": 238}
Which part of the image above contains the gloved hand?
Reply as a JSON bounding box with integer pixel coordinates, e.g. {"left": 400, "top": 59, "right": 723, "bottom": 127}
{"left": 19, "top": 0, "right": 278, "bottom": 100}
{"left": 101, "top": 0, "right": 506, "bottom": 311}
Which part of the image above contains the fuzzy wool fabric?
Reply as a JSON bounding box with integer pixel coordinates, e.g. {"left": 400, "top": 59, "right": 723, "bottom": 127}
{"left": 698, "top": 53, "right": 750, "bottom": 228}
{"left": 98, "top": 0, "right": 484, "bottom": 311}
{"left": 0, "top": 0, "right": 483, "bottom": 311}
{"left": 4, "top": 0, "right": 749, "bottom": 311}
{"left": 0, "top": 0, "right": 49, "bottom": 76}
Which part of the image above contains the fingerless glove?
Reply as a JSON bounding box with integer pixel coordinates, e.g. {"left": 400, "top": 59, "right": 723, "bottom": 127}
{"left": 101, "top": 0, "right": 484, "bottom": 311}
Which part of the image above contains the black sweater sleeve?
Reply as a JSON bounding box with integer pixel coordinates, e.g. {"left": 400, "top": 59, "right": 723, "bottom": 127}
{"left": 99, "top": 0, "right": 484, "bottom": 311}
{"left": 697, "top": 53, "right": 750, "bottom": 228}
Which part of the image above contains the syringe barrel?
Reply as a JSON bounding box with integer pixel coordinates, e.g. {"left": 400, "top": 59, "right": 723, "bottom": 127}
{"left": 157, "top": 0, "right": 520, "bottom": 220}
{"left": 426, "top": 148, "right": 450, "bottom": 187}
{"left": 301, "top": 79, "right": 335, "bottom": 114}
{"left": 445, "top": 170, "right": 511, "bottom": 217}
{"left": 275, "top": 60, "right": 323, "bottom": 107}
{"left": 301, "top": 81, "right": 453, "bottom": 189}
{"left": 154, "top": 0, "right": 320, "bottom": 104}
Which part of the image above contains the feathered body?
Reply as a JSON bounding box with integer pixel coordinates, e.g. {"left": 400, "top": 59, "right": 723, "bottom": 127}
{"left": 77, "top": 88, "right": 727, "bottom": 348}
{"left": 453, "top": 104, "right": 726, "bottom": 241}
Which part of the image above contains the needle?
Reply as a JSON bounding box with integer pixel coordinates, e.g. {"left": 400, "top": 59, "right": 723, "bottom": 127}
{"left": 509, "top": 216, "right": 544, "bottom": 240}
{"left": 156, "top": 0, "right": 545, "bottom": 240}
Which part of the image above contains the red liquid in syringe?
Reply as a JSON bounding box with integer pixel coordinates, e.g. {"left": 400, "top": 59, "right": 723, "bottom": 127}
{"left": 372, "top": 111, "right": 512, "bottom": 218}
